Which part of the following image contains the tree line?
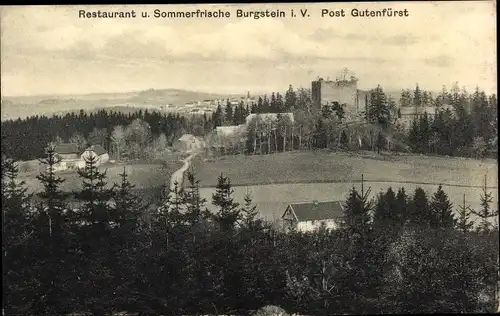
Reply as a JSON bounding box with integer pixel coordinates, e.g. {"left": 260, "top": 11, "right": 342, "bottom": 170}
{"left": 2, "top": 148, "right": 499, "bottom": 315}
{"left": 211, "top": 86, "right": 297, "bottom": 127}
{"left": 1, "top": 82, "right": 497, "bottom": 162}
{"left": 215, "top": 83, "right": 497, "bottom": 158}
{"left": 1, "top": 109, "right": 215, "bottom": 162}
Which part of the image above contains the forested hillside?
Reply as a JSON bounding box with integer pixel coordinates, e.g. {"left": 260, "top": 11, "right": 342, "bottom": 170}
{"left": 2, "top": 151, "right": 499, "bottom": 315}
{"left": 2, "top": 82, "right": 496, "bottom": 162}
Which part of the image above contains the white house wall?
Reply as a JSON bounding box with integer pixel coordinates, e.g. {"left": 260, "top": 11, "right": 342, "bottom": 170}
{"left": 297, "top": 219, "right": 338, "bottom": 232}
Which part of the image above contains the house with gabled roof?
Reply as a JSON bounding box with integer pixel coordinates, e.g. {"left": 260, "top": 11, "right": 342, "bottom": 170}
{"left": 53, "top": 143, "right": 84, "bottom": 171}
{"left": 81, "top": 144, "right": 109, "bottom": 166}
{"left": 54, "top": 143, "right": 79, "bottom": 159}
{"left": 282, "top": 200, "right": 345, "bottom": 232}
{"left": 177, "top": 134, "right": 203, "bottom": 152}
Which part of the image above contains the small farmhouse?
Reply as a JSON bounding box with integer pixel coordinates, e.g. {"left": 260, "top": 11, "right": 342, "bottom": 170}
{"left": 282, "top": 200, "right": 345, "bottom": 232}
{"left": 54, "top": 143, "right": 84, "bottom": 171}
{"left": 81, "top": 145, "right": 110, "bottom": 166}
{"left": 55, "top": 143, "right": 79, "bottom": 159}
{"left": 177, "top": 134, "right": 203, "bottom": 152}
{"left": 398, "top": 104, "right": 456, "bottom": 130}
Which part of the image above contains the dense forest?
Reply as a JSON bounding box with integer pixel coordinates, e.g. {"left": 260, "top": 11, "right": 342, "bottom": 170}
{"left": 2, "top": 82, "right": 497, "bottom": 162}
{"left": 2, "top": 149, "right": 499, "bottom": 315}
{"left": 1, "top": 109, "right": 214, "bottom": 162}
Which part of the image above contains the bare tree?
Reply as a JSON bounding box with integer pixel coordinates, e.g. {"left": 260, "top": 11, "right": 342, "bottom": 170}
{"left": 111, "top": 125, "right": 125, "bottom": 160}
{"left": 69, "top": 132, "right": 87, "bottom": 152}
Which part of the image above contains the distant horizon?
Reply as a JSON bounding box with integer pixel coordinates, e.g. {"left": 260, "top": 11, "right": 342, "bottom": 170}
{"left": 2, "top": 81, "right": 496, "bottom": 100}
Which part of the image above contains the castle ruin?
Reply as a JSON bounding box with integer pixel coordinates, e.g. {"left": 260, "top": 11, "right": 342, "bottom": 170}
{"left": 312, "top": 76, "right": 367, "bottom": 117}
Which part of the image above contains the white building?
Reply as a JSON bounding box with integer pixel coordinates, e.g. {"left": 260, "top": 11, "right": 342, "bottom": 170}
{"left": 177, "top": 134, "right": 204, "bottom": 152}
{"left": 281, "top": 201, "right": 345, "bottom": 232}
{"left": 398, "top": 104, "right": 455, "bottom": 130}
{"left": 81, "top": 145, "right": 110, "bottom": 166}
{"left": 54, "top": 143, "right": 85, "bottom": 171}
{"left": 215, "top": 125, "right": 247, "bottom": 138}
{"left": 245, "top": 113, "right": 295, "bottom": 126}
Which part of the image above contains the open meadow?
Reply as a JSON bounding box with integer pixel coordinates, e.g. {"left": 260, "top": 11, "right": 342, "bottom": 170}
{"left": 193, "top": 150, "right": 498, "bottom": 189}
{"left": 194, "top": 151, "right": 498, "bottom": 225}
{"left": 18, "top": 160, "right": 182, "bottom": 194}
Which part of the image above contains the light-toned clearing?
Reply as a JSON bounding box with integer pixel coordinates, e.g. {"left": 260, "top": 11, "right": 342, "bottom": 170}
{"left": 194, "top": 151, "right": 498, "bottom": 224}
{"left": 18, "top": 161, "right": 182, "bottom": 193}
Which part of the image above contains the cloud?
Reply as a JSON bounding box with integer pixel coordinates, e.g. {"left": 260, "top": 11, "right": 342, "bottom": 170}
{"left": 423, "top": 55, "right": 455, "bottom": 68}
{"left": 310, "top": 27, "right": 425, "bottom": 47}
{"left": 0, "top": 3, "right": 497, "bottom": 96}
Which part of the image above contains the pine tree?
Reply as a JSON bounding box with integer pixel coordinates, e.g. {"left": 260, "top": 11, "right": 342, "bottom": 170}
{"left": 395, "top": 188, "right": 409, "bottom": 226}
{"left": 225, "top": 100, "right": 233, "bottom": 125}
{"left": 212, "top": 173, "right": 241, "bottom": 231}
{"left": 418, "top": 112, "right": 431, "bottom": 153}
{"left": 285, "top": 84, "right": 297, "bottom": 110}
{"left": 213, "top": 103, "right": 223, "bottom": 127}
{"left": 270, "top": 92, "right": 278, "bottom": 113}
{"left": 367, "top": 85, "right": 390, "bottom": 128}
{"left": 2, "top": 158, "right": 37, "bottom": 316}
{"left": 373, "top": 187, "right": 397, "bottom": 226}
{"left": 414, "top": 84, "right": 422, "bottom": 107}
{"left": 342, "top": 186, "right": 372, "bottom": 237}
{"left": 456, "top": 194, "right": 475, "bottom": 233}
{"left": 408, "top": 119, "right": 420, "bottom": 152}
{"left": 257, "top": 96, "right": 264, "bottom": 113}
{"left": 262, "top": 95, "right": 270, "bottom": 113}
{"left": 111, "top": 167, "right": 144, "bottom": 246}
{"left": 73, "top": 154, "right": 115, "bottom": 243}
{"left": 73, "top": 155, "right": 116, "bottom": 315}
{"left": 429, "top": 185, "right": 456, "bottom": 229}
{"left": 276, "top": 92, "right": 284, "bottom": 113}
{"left": 313, "top": 118, "right": 327, "bottom": 149}
{"left": 170, "top": 180, "right": 184, "bottom": 218}
{"left": 408, "top": 187, "right": 430, "bottom": 227}
{"left": 36, "top": 145, "right": 69, "bottom": 237}
{"left": 233, "top": 105, "right": 240, "bottom": 126}
{"left": 182, "top": 170, "right": 207, "bottom": 228}
{"left": 473, "top": 180, "right": 498, "bottom": 233}
{"left": 240, "top": 191, "right": 259, "bottom": 229}
{"left": 34, "top": 146, "right": 72, "bottom": 315}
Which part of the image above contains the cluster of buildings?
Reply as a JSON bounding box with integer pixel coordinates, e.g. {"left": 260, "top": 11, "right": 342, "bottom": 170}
{"left": 162, "top": 95, "right": 257, "bottom": 116}
{"left": 182, "top": 96, "right": 257, "bottom": 116}
{"left": 311, "top": 76, "right": 456, "bottom": 129}
{"left": 52, "top": 143, "right": 110, "bottom": 172}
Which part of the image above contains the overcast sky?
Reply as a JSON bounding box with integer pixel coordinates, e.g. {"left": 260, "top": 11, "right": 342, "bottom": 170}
{"left": 0, "top": 2, "right": 497, "bottom": 97}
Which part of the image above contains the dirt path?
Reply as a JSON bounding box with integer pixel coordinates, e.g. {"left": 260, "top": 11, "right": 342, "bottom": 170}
{"left": 169, "top": 151, "right": 200, "bottom": 200}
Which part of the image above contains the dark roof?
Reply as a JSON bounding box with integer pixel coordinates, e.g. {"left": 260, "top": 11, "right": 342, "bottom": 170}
{"left": 286, "top": 201, "right": 344, "bottom": 221}
{"left": 85, "top": 145, "right": 107, "bottom": 155}
{"left": 55, "top": 143, "right": 78, "bottom": 154}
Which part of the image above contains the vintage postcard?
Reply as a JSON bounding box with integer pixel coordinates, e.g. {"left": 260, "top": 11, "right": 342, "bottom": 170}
{"left": 1, "top": 2, "right": 498, "bottom": 315}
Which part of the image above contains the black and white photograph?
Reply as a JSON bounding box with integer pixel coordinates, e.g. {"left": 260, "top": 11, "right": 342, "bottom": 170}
{"left": 1, "top": 2, "right": 498, "bottom": 315}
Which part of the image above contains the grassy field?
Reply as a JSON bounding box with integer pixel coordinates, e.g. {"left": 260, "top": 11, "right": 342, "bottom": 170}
{"left": 193, "top": 150, "right": 498, "bottom": 189}
{"left": 195, "top": 151, "right": 497, "bottom": 227}
{"left": 199, "top": 182, "right": 498, "bottom": 225}
{"left": 19, "top": 160, "right": 182, "bottom": 194}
